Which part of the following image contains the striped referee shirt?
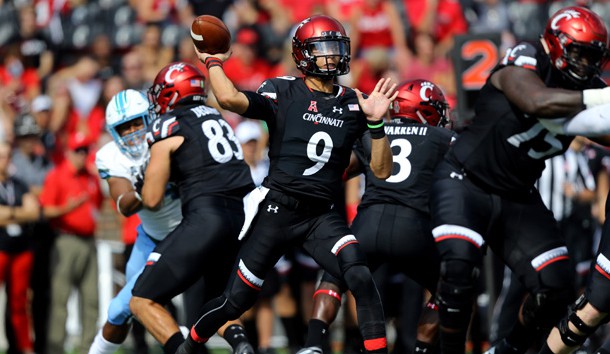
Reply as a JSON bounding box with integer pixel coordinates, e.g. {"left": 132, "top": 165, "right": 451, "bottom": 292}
{"left": 536, "top": 147, "right": 596, "bottom": 221}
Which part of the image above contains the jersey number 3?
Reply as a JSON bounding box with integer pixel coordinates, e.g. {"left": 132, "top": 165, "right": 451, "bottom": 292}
{"left": 201, "top": 119, "right": 244, "bottom": 163}
{"left": 386, "top": 138, "right": 412, "bottom": 183}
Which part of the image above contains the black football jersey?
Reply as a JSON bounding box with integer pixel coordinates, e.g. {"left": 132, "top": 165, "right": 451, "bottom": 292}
{"left": 449, "top": 41, "right": 606, "bottom": 196}
{"left": 355, "top": 119, "right": 456, "bottom": 213}
{"left": 147, "top": 104, "right": 254, "bottom": 208}
{"left": 0, "top": 177, "right": 32, "bottom": 253}
{"left": 242, "top": 76, "right": 369, "bottom": 202}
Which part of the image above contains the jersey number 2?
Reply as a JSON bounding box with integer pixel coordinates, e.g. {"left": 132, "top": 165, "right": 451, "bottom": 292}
{"left": 201, "top": 119, "right": 244, "bottom": 163}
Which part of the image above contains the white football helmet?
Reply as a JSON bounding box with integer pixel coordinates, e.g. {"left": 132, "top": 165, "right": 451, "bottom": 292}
{"left": 105, "top": 89, "right": 151, "bottom": 158}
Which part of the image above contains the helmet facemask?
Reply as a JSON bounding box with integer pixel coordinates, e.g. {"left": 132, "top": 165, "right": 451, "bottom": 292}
{"left": 422, "top": 99, "right": 450, "bottom": 127}
{"left": 110, "top": 115, "right": 149, "bottom": 159}
{"left": 561, "top": 37, "right": 609, "bottom": 83}
{"left": 298, "top": 38, "right": 351, "bottom": 77}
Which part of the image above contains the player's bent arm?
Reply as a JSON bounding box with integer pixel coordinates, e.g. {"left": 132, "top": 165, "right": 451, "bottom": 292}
{"left": 490, "top": 66, "right": 584, "bottom": 118}
{"left": 207, "top": 66, "right": 250, "bottom": 114}
{"left": 369, "top": 137, "right": 392, "bottom": 179}
{"left": 107, "top": 177, "right": 142, "bottom": 217}
{"left": 142, "top": 136, "right": 183, "bottom": 210}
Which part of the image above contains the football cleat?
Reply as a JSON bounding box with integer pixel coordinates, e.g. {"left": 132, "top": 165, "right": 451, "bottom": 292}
{"left": 296, "top": 346, "right": 323, "bottom": 354}
{"left": 233, "top": 341, "right": 256, "bottom": 354}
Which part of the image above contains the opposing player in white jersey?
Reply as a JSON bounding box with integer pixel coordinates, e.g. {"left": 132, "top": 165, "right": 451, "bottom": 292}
{"left": 89, "top": 89, "right": 182, "bottom": 354}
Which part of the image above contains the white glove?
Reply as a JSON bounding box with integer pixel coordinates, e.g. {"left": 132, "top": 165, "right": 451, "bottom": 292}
{"left": 582, "top": 87, "right": 610, "bottom": 109}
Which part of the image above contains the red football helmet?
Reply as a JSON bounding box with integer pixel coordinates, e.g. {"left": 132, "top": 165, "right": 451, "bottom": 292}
{"left": 292, "top": 15, "right": 351, "bottom": 77}
{"left": 390, "top": 79, "right": 449, "bottom": 127}
{"left": 542, "top": 6, "right": 610, "bottom": 84}
{"left": 148, "top": 62, "right": 206, "bottom": 114}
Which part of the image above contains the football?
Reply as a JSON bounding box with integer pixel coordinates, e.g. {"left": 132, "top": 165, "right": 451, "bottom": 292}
{"left": 190, "top": 15, "right": 231, "bottom": 54}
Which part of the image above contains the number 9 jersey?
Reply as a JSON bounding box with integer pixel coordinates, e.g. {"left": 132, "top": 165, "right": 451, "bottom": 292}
{"left": 242, "top": 76, "right": 369, "bottom": 202}
{"left": 146, "top": 104, "right": 255, "bottom": 208}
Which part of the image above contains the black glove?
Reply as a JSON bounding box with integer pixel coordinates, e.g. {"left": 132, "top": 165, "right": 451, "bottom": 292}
{"left": 132, "top": 158, "right": 149, "bottom": 196}
{"left": 134, "top": 173, "right": 144, "bottom": 196}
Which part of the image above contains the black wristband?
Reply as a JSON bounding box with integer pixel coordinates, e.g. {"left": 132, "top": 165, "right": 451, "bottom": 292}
{"left": 367, "top": 119, "right": 386, "bottom": 139}
{"left": 204, "top": 57, "right": 223, "bottom": 70}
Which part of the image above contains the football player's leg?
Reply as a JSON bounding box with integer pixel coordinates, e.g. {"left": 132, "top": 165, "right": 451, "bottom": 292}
{"left": 429, "top": 161, "right": 491, "bottom": 354}
{"left": 91, "top": 228, "right": 157, "bottom": 354}
{"left": 490, "top": 195, "right": 575, "bottom": 354}
{"left": 304, "top": 212, "right": 387, "bottom": 354}
{"left": 301, "top": 271, "right": 345, "bottom": 352}
{"left": 379, "top": 204, "right": 441, "bottom": 354}
{"left": 539, "top": 214, "right": 610, "bottom": 354}
{"left": 131, "top": 203, "right": 244, "bottom": 354}
{"left": 186, "top": 209, "right": 292, "bottom": 351}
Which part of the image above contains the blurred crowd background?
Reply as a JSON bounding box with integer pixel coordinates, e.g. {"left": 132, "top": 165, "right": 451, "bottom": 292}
{"left": 2, "top": 0, "right": 610, "bottom": 353}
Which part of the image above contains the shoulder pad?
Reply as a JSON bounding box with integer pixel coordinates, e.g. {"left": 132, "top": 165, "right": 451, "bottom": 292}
{"left": 256, "top": 78, "right": 282, "bottom": 100}
{"left": 95, "top": 142, "right": 132, "bottom": 180}
{"left": 499, "top": 42, "right": 537, "bottom": 70}
{"left": 146, "top": 114, "right": 181, "bottom": 146}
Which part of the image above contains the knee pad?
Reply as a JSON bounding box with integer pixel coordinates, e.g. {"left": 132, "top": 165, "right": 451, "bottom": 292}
{"left": 557, "top": 295, "right": 608, "bottom": 347}
{"left": 343, "top": 264, "right": 375, "bottom": 298}
{"left": 521, "top": 287, "right": 574, "bottom": 331}
{"left": 336, "top": 242, "right": 367, "bottom": 274}
{"left": 436, "top": 259, "right": 479, "bottom": 329}
{"left": 222, "top": 272, "right": 264, "bottom": 319}
{"left": 107, "top": 296, "right": 131, "bottom": 326}
{"left": 320, "top": 271, "right": 347, "bottom": 293}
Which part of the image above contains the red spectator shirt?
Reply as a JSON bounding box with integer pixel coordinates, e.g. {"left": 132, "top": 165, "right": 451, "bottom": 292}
{"left": 356, "top": 1, "right": 394, "bottom": 51}
{"left": 403, "top": 0, "right": 468, "bottom": 42}
{"left": 224, "top": 57, "right": 272, "bottom": 92}
{"left": 39, "top": 160, "right": 103, "bottom": 237}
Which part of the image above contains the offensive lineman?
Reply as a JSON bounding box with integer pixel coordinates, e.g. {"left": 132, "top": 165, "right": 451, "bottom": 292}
{"left": 300, "top": 79, "right": 455, "bottom": 354}
{"left": 128, "top": 62, "right": 256, "bottom": 354}
{"left": 428, "top": 6, "right": 610, "bottom": 354}
{"left": 177, "top": 14, "right": 397, "bottom": 354}
{"left": 90, "top": 89, "right": 183, "bottom": 354}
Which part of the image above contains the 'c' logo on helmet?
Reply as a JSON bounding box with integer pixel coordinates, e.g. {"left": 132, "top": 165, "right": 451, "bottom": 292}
{"left": 165, "top": 63, "right": 186, "bottom": 83}
{"left": 551, "top": 10, "right": 580, "bottom": 30}
{"left": 419, "top": 81, "right": 434, "bottom": 101}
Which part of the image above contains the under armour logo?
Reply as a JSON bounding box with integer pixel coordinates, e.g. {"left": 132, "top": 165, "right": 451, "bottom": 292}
{"left": 308, "top": 101, "right": 318, "bottom": 112}
{"left": 267, "top": 205, "right": 279, "bottom": 213}
{"left": 449, "top": 172, "right": 464, "bottom": 180}
{"left": 333, "top": 106, "right": 343, "bottom": 115}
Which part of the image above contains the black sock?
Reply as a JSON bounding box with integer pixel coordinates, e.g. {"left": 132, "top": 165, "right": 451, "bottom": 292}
{"left": 243, "top": 319, "right": 259, "bottom": 349}
{"left": 440, "top": 330, "right": 467, "bottom": 354}
{"left": 505, "top": 321, "right": 536, "bottom": 352}
{"left": 414, "top": 340, "right": 435, "bottom": 354}
{"left": 345, "top": 326, "right": 364, "bottom": 354}
{"left": 282, "top": 316, "right": 305, "bottom": 347}
{"left": 224, "top": 324, "right": 250, "bottom": 350}
{"left": 164, "top": 332, "right": 185, "bottom": 354}
{"left": 305, "top": 319, "right": 329, "bottom": 347}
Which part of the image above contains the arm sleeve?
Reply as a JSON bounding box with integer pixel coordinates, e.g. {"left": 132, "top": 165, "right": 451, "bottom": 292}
{"left": 242, "top": 79, "right": 279, "bottom": 123}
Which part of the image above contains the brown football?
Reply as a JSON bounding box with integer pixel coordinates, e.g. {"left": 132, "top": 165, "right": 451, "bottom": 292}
{"left": 190, "top": 15, "right": 231, "bottom": 54}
